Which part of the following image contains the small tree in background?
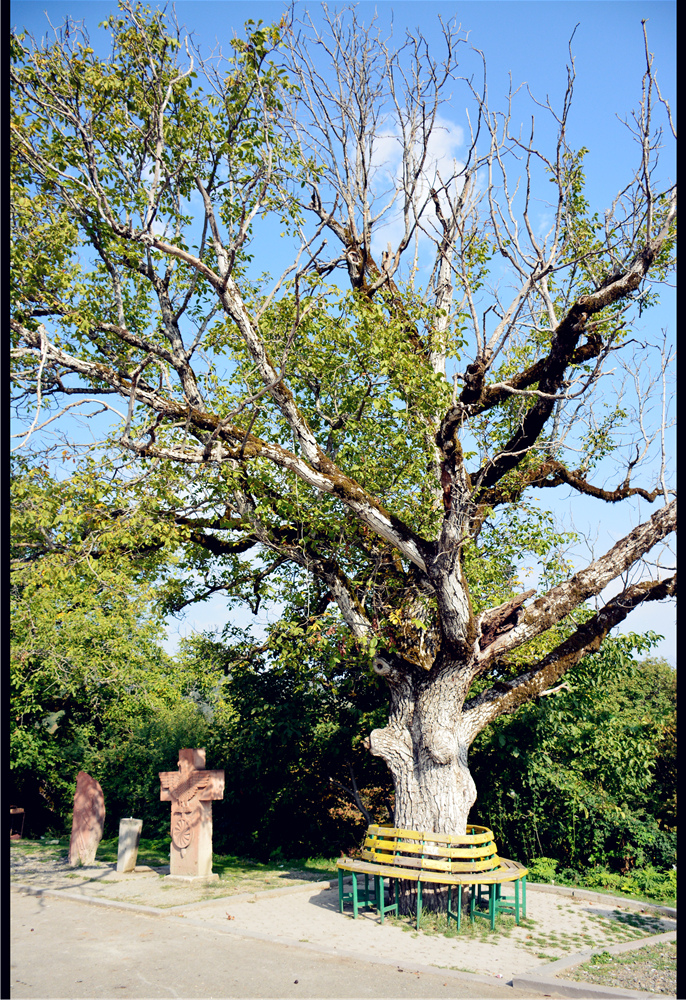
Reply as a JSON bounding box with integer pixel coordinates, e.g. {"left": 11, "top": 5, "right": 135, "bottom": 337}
{"left": 10, "top": 460, "right": 209, "bottom": 836}
{"left": 179, "top": 624, "right": 391, "bottom": 859}
{"left": 469, "top": 637, "right": 676, "bottom": 874}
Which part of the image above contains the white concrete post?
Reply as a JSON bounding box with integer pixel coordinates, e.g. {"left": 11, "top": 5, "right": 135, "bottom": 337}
{"left": 116, "top": 817, "right": 143, "bottom": 872}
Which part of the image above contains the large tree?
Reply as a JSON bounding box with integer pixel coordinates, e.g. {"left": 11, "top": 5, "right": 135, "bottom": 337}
{"left": 11, "top": 4, "right": 675, "bottom": 856}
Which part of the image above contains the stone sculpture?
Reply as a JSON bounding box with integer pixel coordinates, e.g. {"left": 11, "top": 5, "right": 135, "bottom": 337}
{"left": 116, "top": 817, "right": 143, "bottom": 872}
{"left": 68, "top": 771, "right": 105, "bottom": 866}
{"left": 159, "top": 749, "right": 224, "bottom": 880}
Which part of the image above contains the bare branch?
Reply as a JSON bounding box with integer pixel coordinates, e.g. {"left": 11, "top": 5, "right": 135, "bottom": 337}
{"left": 465, "top": 573, "right": 675, "bottom": 737}
{"left": 476, "top": 499, "right": 675, "bottom": 665}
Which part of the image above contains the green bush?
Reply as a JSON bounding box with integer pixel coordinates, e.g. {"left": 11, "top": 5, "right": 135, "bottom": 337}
{"left": 525, "top": 855, "right": 676, "bottom": 902}
{"left": 91, "top": 701, "right": 211, "bottom": 838}
{"left": 182, "top": 624, "right": 393, "bottom": 860}
{"left": 526, "top": 856, "right": 559, "bottom": 882}
{"left": 583, "top": 868, "right": 624, "bottom": 891}
{"left": 470, "top": 638, "right": 676, "bottom": 877}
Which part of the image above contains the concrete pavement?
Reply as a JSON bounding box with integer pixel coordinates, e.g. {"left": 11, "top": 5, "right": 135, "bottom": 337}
{"left": 10, "top": 888, "right": 563, "bottom": 999}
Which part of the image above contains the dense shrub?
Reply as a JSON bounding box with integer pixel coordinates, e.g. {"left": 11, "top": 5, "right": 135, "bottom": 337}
{"left": 527, "top": 855, "right": 676, "bottom": 903}
{"left": 187, "top": 623, "right": 393, "bottom": 860}
{"left": 87, "top": 702, "right": 211, "bottom": 838}
{"left": 469, "top": 638, "right": 676, "bottom": 880}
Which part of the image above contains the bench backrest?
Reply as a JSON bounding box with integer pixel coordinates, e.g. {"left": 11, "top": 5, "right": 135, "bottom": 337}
{"left": 361, "top": 824, "right": 502, "bottom": 876}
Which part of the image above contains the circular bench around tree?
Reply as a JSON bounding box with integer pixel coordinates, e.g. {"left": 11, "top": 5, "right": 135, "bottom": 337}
{"left": 337, "top": 823, "right": 527, "bottom": 931}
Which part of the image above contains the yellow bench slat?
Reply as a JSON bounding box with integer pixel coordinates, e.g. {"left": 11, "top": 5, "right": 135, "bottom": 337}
{"left": 361, "top": 851, "right": 502, "bottom": 875}
{"left": 337, "top": 856, "right": 528, "bottom": 885}
{"left": 364, "top": 836, "right": 498, "bottom": 860}
{"left": 368, "top": 825, "right": 495, "bottom": 845}
{"left": 361, "top": 850, "right": 453, "bottom": 872}
{"left": 338, "top": 859, "right": 466, "bottom": 884}
{"left": 341, "top": 825, "right": 527, "bottom": 893}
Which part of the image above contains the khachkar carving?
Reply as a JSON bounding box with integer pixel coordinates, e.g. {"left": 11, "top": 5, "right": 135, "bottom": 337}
{"left": 159, "top": 749, "right": 225, "bottom": 880}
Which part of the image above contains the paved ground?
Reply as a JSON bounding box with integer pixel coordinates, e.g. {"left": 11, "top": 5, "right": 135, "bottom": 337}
{"left": 10, "top": 890, "right": 561, "bottom": 999}
{"left": 9, "top": 850, "right": 676, "bottom": 980}
{"left": 9, "top": 847, "right": 676, "bottom": 999}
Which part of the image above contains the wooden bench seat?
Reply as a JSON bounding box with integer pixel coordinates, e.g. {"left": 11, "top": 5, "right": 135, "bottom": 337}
{"left": 337, "top": 824, "right": 527, "bottom": 930}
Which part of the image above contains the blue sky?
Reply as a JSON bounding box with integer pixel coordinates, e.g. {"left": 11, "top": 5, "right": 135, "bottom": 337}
{"left": 13, "top": 1, "right": 676, "bottom": 190}
{"left": 12, "top": 1, "right": 676, "bottom": 663}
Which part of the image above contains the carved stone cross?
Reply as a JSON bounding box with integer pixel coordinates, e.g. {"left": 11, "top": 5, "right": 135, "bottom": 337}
{"left": 159, "top": 748, "right": 224, "bottom": 879}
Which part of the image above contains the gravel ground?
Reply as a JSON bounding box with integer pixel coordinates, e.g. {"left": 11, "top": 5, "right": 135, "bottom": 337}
{"left": 558, "top": 940, "right": 677, "bottom": 995}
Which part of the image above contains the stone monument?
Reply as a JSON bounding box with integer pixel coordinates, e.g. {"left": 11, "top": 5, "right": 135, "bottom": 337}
{"left": 159, "top": 749, "right": 224, "bottom": 880}
{"left": 116, "top": 817, "right": 143, "bottom": 872}
{"left": 68, "top": 771, "right": 106, "bottom": 866}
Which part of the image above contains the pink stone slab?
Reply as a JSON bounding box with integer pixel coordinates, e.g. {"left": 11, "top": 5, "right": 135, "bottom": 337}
{"left": 68, "top": 771, "right": 105, "bottom": 866}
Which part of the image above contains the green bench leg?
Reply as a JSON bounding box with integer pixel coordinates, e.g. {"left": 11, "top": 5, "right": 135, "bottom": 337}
{"left": 484, "top": 877, "right": 525, "bottom": 927}
{"left": 353, "top": 873, "right": 376, "bottom": 918}
{"left": 354, "top": 872, "right": 372, "bottom": 917}
{"left": 339, "top": 870, "right": 398, "bottom": 921}
{"left": 337, "top": 869, "right": 358, "bottom": 916}
{"left": 447, "top": 885, "right": 462, "bottom": 931}
{"left": 374, "top": 876, "right": 399, "bottom": 924}
{"left": 339, "top": 870, "right": 526, "bottom": 930}
{"left": 337, "top": 870, "right": 362, "bottom": 917}
{"left": 469, "top": 883, "right": 497, "bottom": 930}
{"left": 498, "top": 879, "right": 520, "bottom": 925}
{"left": 339, "top": 874, "right": 521, "bottom": 931}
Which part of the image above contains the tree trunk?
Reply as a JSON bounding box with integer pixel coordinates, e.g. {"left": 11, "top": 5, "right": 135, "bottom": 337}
{"left": 369, "top": 655, "right": 477, "bottom": 914}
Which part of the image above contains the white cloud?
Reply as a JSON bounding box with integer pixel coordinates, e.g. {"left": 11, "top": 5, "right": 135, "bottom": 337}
{"left": 364, "top": 113, "right": 468, "bottom": 269}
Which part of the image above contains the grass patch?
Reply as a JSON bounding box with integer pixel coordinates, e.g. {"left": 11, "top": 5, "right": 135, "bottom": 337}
{"left": 383, "top": 905, "right": 529, "bottom": 943}
{"left": 11, "top": 837, "right": 338, "bottom": 889}
{"left": 613, "top": 910, "right": 667, "bottom": 935}
{"left": 399, "top": 906, "right": 664, "bottom": 959}
{"left": 11, "top": 837, "right": 70, "bottom": 861}
{"left": 560, "top": 941, "right": 676, "bottom": 990}
{"left": 585, "top": 909, "right": 669, "bottom": 944}
{"left": 211, "top": 853, "right": 337, "bottom": 884}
